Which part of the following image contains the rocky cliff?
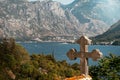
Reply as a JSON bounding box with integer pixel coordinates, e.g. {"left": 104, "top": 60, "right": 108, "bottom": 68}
{"left": 0, "top": 0, "right": 81, "bottom": 41}
{"left": 0, "top": 0, "right": 120, "bottom": 41}
{"left": 63, "top": 0, "right": 120, "bottom": 36}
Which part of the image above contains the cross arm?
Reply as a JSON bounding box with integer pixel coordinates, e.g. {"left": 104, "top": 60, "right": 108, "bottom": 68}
{"left": 67, "top": 48, "right": 81, "bottom": 60}
{"left": 85, "top": 49, "right": 103, "bottom": 61}
{"left": 67, "top": 49, "right": 102, "bottom": 61}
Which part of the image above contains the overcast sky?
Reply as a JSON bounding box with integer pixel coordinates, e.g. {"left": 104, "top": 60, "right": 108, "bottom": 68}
{"left": 29, "top": 0, "right": 75, "bottom": 4}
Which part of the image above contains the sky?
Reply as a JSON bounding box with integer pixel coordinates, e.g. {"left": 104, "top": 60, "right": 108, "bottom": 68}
{"left": 29, "top": 0, "right": 75, "bottom": 4}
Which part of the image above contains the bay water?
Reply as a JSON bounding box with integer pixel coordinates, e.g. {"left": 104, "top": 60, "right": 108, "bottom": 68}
{"left": 19, "top": 42, "right": 120, "bottom": 65}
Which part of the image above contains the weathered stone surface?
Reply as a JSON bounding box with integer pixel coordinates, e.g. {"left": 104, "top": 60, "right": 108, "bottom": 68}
{"left": 67, "top": 36, "right": 102, "bottom": 76}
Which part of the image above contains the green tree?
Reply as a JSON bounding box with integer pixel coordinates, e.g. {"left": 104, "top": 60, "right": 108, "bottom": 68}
{"left": 0, "top": 38, "right": 81, "bottom": 79}
{"left": 90, "top": 54, "right": 120, "bottom": 80}
{"left": 0, "top": 38, "right": 30, "bottom": 79}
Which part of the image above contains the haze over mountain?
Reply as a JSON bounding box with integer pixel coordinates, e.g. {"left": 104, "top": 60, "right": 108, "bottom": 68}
{"left": 0, "top": 0, "right": 120, "bottom": 41}
{"left": 63, "top": 0, "right": 120, "bottom": 36}
{"left": 94, "top": 20, "right": 120, "bottom": 42}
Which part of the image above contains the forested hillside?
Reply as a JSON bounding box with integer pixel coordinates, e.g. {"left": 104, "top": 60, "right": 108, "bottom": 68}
{"left": 0, "top": 38, "right": 80, "bottom": 79}
{"left": 0, "top": 38, "right": 119, "bottom": 79}
{"left": 93, "top": 20, "right": 120, "bottom": 45}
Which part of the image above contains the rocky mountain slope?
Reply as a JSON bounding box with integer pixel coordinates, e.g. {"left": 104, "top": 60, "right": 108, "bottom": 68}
{"left": 0, "top": 0, "right": 81, "bottom": 41}
{"left": 0, "top": 0, "right": 120, "bottom": 41}
{"left": 94, "top": 20, "right": 120, "bottom": 42}
{"left": 63, "top": 0, "right": 120, "bottom": 36}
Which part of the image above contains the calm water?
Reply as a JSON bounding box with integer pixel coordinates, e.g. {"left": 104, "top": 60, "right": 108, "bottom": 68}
{"left": 19, "top": 42, "right": 120, "bottom": 65}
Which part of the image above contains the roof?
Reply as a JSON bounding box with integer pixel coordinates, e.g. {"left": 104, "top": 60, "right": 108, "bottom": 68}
{"left": 65, "top": 74, "right": 92, "bottom": 80}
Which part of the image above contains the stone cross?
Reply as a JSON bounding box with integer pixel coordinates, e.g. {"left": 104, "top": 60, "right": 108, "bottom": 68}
{"left": 67, "top": 36, "right": 103, "bottom": 75}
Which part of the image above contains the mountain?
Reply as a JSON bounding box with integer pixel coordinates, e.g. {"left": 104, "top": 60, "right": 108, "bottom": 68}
{"left": 93, "top": 20, "right": 120, "bottom": 42}
{"left": 0, "top": 0, "right": 81, "bottom": 41}
{"left": 0, "top": 0, "right": 120, "bottom": 41}
{"left": 63, "top": 0, "right": 120, "bottom": 36}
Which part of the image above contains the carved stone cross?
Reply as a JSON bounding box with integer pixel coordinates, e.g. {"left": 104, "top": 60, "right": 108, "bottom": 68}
{"left": 67, "top": 36, "right": 102, "bottom": 75}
